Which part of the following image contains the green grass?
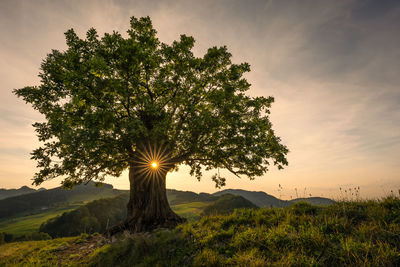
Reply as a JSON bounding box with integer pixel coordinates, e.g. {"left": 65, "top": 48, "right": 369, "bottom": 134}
{"left": 171, "top": 202, "right": 210, "bottom": 221}
{"left": 0, "top": 198, "right": 209, "bottom": 238}
{"left": 0, "top": 236, "right": 77, "bottom": 266}
{"left": 90, "top": 197, "right": 400, "bottom": 266}
{"left": 0, "top": 234, "right": 103, "bottom": 266}
{"left": 2, "top": 197, "right": 400, "bottom": 266}
{"left": 0, "top": 205, "right": 79, "bottom": 236}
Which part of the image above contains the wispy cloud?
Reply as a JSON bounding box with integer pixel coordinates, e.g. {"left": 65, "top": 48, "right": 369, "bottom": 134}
{"left": 0, "top": 0, "right": 398, "bottom": 197}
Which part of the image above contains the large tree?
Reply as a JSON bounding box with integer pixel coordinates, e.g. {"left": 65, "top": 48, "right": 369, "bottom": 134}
{"left": 14, "top": 17, "right": 288, "bottom": 235}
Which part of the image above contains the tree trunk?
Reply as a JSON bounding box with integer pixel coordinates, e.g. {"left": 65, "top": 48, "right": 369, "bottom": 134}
{"left": 105, "top": 161, "right": 186, "bottom": 237}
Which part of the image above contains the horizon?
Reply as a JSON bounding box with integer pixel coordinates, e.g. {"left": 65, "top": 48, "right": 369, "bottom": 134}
{"left": 1, "top": 0, "right": 399, "bottom": 200}
{"left": 0, "top": 180, "right": 392, "bottom": 201}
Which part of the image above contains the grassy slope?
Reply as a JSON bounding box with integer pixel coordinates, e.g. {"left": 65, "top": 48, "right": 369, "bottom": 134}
{"left": 1, "top": 198, "right": 399, "bottom": 266}
{"left": 0, "top": 200, "right": 210, "bottom": 236}
{"left": 90, "top": 198, "right": 400, "bottom": 266}
{"left": 0, "top": 187, "right": 212, "bottom": 236}
{"left": 0, "top": 234, "right": 104, "bottom": 266}
{"left": 201, "top": 194, "right": 257, "bottom": 216}
{"left": 0, "top": 205, "right": 79, "bottom": 236}
{"left": 171, "top": 202, "right": 210, "bottom": 221}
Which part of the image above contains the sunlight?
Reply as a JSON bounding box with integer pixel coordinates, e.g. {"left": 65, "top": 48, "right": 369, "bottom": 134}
{"left": 133, "top": 142, "right": 171, "bottom": 182}
{"left": 151, "top": 161, "right": 158, "bottom": 169}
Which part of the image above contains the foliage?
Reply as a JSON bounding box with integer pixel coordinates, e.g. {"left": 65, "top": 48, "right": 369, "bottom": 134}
{"left": 40, "top": 194, "right": 129, "bottom": 237}
{"left": 13, "top": 16, "right": 288, "bottom": 188}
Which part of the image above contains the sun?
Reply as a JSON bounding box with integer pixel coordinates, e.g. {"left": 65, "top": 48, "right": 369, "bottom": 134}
{"left": 151, "top": 161, "right": 158, "bottom": 169}
{"left": 134, "top": 142, "right": 171, "bottom": 180}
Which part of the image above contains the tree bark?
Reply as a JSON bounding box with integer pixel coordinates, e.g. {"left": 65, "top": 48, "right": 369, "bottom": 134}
{"left": 105, "top": 161, "right": 186, "bottom": 237}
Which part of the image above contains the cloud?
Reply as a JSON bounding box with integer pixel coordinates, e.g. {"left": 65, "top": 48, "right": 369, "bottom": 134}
{"left": 0, "top": 0, "right": 398, "bottom": 197}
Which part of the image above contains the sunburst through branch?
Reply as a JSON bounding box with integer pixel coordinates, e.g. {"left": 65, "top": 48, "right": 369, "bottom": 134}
{"left": 134, "top": 142, "right": 172, "bottom": 185}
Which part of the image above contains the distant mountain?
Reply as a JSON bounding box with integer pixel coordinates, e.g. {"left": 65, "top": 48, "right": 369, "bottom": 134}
{"left": 167, "top": 189, "right": 217, "bottom": 205}
{"left": 0, "top": 182, "right": 125, "bottom": 219}
{"left": 202, "top": 194, "right": 258, "bottom": 216}
{"left": 0, "top": 182, "right": 334, "bottom": 221}
{"left": 213, "top": 189, "right": 334, "bottom": 207}
{"left": 213, "top": 189, "right": 286, "bottom": 207}
{"left": 0, "top": 186, "right": 46, "bottom": 200}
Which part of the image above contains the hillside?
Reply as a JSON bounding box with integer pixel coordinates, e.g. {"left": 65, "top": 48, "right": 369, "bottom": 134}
{"left": 167, "top": 189, "right": 217, "bottom": 205}
{"left": 0, "top": 182, "right": 124, "bottom": 219}
{"left": 1, "top": 193, "right": 213, "bottom": 238}
{"left": 0, "top": 185, "right": 334, "bottom": 239}
{"left": 40, "top": 194, "right": 129, "bottom": 238}
{"left": 1, "top": 197, "right": 399, "bottom": 266}
{"left": 202, "top": 194, "right": 257, "bottom": 216}
{"left": 0, "top": 184, "right": 219, "bottom": 220}
{"left": 40, "top": 194, "right": 220, "bottom": 238}
{"left": 213, "top": 189, "right": 285, "bottom": 207}
{"left": 0, "top": 186, "right": 45, "bottom": 200}
{"left": 214, "top": 188, "right": 334, "bottom": 207}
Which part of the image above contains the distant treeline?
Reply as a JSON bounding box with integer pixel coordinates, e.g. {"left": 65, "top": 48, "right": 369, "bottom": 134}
{"left": 40, "top": 194, "right": 129, "bottom": 237}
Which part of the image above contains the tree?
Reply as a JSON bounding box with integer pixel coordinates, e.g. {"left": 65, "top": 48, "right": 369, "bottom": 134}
{"left": 14, "top": 16, "right": 288, "bottom": 235}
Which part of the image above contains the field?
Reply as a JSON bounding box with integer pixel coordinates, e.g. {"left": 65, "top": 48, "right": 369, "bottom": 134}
{"left": 1, "top": 197, "right": 399, "bottom": 266}
{"left": 0, "top": 201, "right": 209, "bottom": 237}
{"left": 171, "top": 202, "right": 210, "bottom": 221}
{"left": 0, "top": 205, "right": 79, "bottom": 236}
{"left": 0, "top": 234, "right": 103, "bottom": 266}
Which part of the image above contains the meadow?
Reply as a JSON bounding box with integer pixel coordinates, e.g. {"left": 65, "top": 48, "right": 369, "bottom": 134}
{"left": 1, "top": 196, "right": 399, "bottom": 266}
{"left": 0, "top": 205, "right": 79, "bottom": 236}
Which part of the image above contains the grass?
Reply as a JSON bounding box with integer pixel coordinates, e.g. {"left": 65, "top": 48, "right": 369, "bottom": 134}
{"left": 1, "top": 197, "right": 399, "bottom": 266}
{"left": 90, "top": 197, "right": 400, "bottom": 266}
{"left": 0, "top": 205, "right": 79, "bottom": 236}
{"left": 0, "top": 234, "right": 104, "bottom": 266}
{"left": 171, "top": 202, "right": 210, "bottom": 221}
{"left": 0, "top": 198, "right": 208, "bottom": 239}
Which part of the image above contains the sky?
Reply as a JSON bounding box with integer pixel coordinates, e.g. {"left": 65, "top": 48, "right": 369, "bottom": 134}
{"left": 0, "top": 0, "right": 399, "bottom": 199}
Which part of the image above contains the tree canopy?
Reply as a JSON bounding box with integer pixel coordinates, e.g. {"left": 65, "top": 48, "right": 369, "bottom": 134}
{"left": 14, "top": 16, "right": 288, "bottom": 188}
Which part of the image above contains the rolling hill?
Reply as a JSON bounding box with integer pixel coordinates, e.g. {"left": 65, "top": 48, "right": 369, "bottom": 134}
{"left": 213, "top": 189, "right": 334, "bottom": 207}
{"left": 2, "top": 197, "right": 399, "bottom": 266}
{"left": 201, "top": 194, "right": 258, "bottom": 216}
{"left": 0, "top": 182, "right": 124, "bottom": 219}
{"left": 0, "top": 183, "right": 334, "bottom": 239}
{"left": 0, "top": 186, "right": 46, "bottom": 200}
